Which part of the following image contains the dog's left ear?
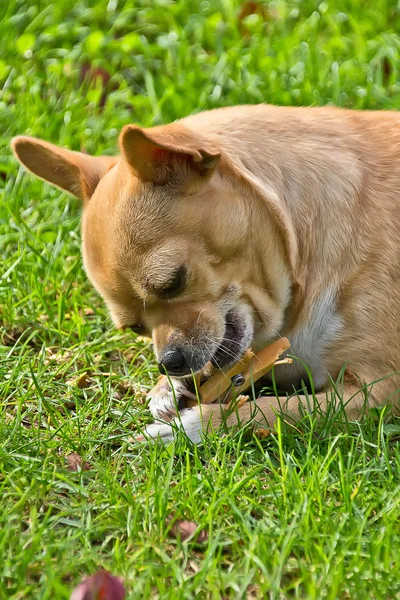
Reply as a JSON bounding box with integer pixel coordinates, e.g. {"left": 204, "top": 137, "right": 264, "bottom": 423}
{"left": 11, "top": 136, "right": 117, "bottom": 201}
{"left": 119, "top": 123, "right": 221, "bottom": 186}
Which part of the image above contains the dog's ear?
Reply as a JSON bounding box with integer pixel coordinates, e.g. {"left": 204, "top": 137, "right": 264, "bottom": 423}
{"left": 119, "top": 123, "right": 221, "bottom": 185}
{"left": 11, "top": 136, "right": 117, "bottom": 201}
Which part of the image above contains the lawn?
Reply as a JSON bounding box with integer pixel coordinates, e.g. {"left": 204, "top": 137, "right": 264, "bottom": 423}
{"left": 2, "top": 0, "right": 400, "bottom": 598}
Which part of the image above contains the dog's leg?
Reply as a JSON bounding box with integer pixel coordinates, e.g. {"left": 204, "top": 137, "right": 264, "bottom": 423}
{"left": 203, "top": 379, "right": 375, "bottom": 435}
{"left": 146, "top": 375, "right": 187, "bottom": 420}
{"left": 138, "top": 378, "right": 379, "bottom": 444}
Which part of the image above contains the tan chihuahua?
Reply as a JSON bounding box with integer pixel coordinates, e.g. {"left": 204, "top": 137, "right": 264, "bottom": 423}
{"left": 12, "top": 104, "right": 400, "bottom": 443}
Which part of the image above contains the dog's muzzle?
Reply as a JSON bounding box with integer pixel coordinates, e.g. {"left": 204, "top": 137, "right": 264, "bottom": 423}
{"left": 157, "top": 308, "right": 253, "bottom": 377}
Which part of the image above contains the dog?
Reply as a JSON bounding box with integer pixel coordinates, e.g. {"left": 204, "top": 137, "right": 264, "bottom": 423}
{"left": 11, "top": 104, "right": 400, "bottom": 443}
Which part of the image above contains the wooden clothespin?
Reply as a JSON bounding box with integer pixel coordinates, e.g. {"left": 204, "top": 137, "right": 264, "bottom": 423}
{"left": 186, "top": 337, "right": 292, "bottom": 407}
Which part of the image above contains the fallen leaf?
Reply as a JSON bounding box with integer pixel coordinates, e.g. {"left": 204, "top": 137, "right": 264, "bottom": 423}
{"left": 80, "top": 62, "right": 117, "bottom": 108}
{"left": 227, "top": 394, "right": 249, "bottom": 409}
{"left": 254, "top": 428, "right": 270, "bottom": 439}
{"left": 66, "top": 452, "right": 92, "bottom": 472}
{"left": 186, "top": 560, "right": 200, "bottom": 575}
{"left": 77, "top": 372, "right": 90, "bottom": 389}
{"left": 167, "top": 517, "right": 208, "bottom": 543}
{"left": 83, "top": 307, "right": 95, "bottom": 316}
{"left": 247, "top": 583, "right": 263, "bottom": 599}
{"left": 45, "top": 347, "right": 76, "bottom": 365}
{"left": 383, "top": 56, "right": 392, "bottom": 86}
{"left": 66, "top": 372, "right": 91, "bottom": 389}
{"left": 80, "top": 62, "right": 111, "bottom": 86}
{"left": 70, "top": 570, "right": 125, "bottom": 600}
{"left": 238, "top": 1, "right": 271, "bottom": 36}
{"left": 113, "top": 379, "right": 147, "bottom": 403}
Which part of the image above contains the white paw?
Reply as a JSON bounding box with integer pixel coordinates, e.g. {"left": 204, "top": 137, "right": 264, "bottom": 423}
{"left": 136, "top": 407, "right": 205, "bottom": 444}
{"left": 146, "top": 376, "right": 187, "bottom": 420}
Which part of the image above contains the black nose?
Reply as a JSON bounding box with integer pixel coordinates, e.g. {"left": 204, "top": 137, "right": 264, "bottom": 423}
{"left": 158, "top": 348, "right": 188, "bottom": 376}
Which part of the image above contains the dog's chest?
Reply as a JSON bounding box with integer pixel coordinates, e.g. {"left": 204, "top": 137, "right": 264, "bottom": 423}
{"left": 269, "top": 288, "right": 343, "bottom": 392}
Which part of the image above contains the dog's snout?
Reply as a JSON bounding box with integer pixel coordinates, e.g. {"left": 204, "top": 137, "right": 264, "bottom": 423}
{"left": 158, "top": 348, "right": 189, "bottom": 376}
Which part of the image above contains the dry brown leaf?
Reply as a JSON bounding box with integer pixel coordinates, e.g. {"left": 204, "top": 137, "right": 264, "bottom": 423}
{"left": 227, "top": 394, "right": 249, "bottom": 409}
{"left": 80, "top": 63, "right": 117, "bottom": 108}
{"left": 83, "top": 307, "right": 95, "bottom": 316}
{"left": 67, "top": 372, "right": 91, "bottom": 389}
{"left": 66, "top": 452, "right": 92, "bottom": 472}
{"left": 186, "top": 560, "right": 200, "bottom": 575}
{"left": 254, "top": 428, "right": 270, "bottom": 439}
{"left": 45, "top": 347, "right": 76, "bottom": 365}
{"left": 167, "top": 517, "right": 208, "bottom": 543}
{"left": 247, "top": 583, "right": 263, "bottom": 599}
{"left": 77, "top": 372, "right": 90, "bottom": 389}
{"left": 238, "top": 1, "right": 271, "bottom": 36}
{"left": 70, "top": 570, "right": 125, "bottom": 600}
{"left": 383, "top": 56, "right": 392, "bottom": 86}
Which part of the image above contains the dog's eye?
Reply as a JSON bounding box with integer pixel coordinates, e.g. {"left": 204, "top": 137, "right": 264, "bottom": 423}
{"left": 158, "top": 266, "right": 186, "bottom": 299}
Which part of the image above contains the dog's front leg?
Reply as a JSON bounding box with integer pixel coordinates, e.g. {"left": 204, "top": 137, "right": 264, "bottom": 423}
{"left": 146, "top": 375, "right": 187, "bottom": 421}
{"left": 139, "top": 378, "right": 378, "bottom": 443}
{"left": 203, "top": 379, "right": 375, "bottom": 435}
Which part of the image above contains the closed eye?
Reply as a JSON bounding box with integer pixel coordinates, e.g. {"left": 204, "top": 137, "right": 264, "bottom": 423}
{"left": 156, "top": 265, "right": 186, "bottom": 299}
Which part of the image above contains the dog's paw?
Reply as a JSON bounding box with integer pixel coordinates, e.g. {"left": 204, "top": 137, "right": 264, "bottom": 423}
{"left": 136, "top": 406, "right": 206, "bottom": 444}
{"left": 137, "top": 395, "right": 254, "bottom": 445}
{"left": 146, "top": 376, "right": 187, "bottom": 420}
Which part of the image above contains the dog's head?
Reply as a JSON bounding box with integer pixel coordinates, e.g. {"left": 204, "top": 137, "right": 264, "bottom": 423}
{"left": 12, "top": 121, "right": 291, "bottom": 377}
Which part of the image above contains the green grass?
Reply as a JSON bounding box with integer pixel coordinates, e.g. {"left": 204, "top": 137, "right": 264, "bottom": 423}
{"left": 2, "top": 0, "right": 400, "bottom": 597}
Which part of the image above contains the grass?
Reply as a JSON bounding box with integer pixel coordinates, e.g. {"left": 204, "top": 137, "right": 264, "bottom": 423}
{"left": 2, "top": 0, "right": 400, "bottom": 597}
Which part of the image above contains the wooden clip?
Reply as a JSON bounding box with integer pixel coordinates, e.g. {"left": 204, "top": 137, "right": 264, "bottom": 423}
{"left": 186, "top": 337, "right": 290, "bottom": 407}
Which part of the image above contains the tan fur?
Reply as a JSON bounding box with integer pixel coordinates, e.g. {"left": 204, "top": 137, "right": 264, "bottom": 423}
{"left": 12, "top": 104, "right": 400, "bottom": 442}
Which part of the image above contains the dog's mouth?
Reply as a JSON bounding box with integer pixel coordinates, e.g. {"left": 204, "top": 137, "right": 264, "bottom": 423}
{"left": 210, "top": 309, "right": 252, "bottom": 369}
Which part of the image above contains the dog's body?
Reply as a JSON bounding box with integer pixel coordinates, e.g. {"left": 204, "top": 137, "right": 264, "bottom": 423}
{"left": 12, "top": 104, "right": 400, "bottom": 442}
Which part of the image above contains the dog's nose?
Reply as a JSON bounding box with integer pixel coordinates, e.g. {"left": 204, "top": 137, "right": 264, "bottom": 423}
{"left": 158, "top": 348, "right": 188, "bottom": 376}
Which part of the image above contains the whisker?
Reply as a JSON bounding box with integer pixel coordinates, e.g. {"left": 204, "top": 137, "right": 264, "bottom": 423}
{"left": 205, "top": 335, "right": 244, "bottom": 347}
{"left": 205, "top": 335, "right": 249, "bottom": 366}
